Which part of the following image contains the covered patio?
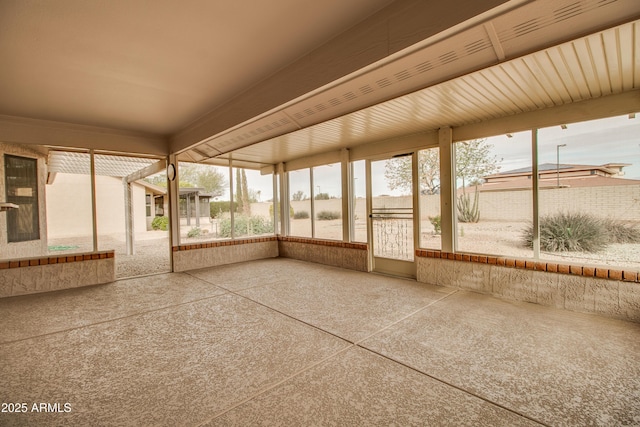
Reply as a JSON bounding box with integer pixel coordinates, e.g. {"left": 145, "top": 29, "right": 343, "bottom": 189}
{"left": 1, "top": 258, "right": 638, "bottom": 426}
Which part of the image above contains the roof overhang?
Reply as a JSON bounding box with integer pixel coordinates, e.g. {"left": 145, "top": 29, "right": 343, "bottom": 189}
{"left": 178, "top": 0, "right": 640, "bottom": 169}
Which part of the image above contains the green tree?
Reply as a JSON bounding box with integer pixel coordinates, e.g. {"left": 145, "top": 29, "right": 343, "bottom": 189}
{"left": 384, "top": 150, "right": 440, "bottom": 195}
{"left": 178, "top": 164, "right": 227, "bottom": 196}
{"left": 292, "top": 190, "right": 305, "bottom": 201}
{"left": 455, "top": 139, "right": 501, "bottom": 189}
{"left": 383, "top": 140, "right": 500, "bottom": 194}
{"left": 241, "top": 169, "right": 250, "bottom": 215}
{"left": 235, "top": 168, "right": 243, "bottom": 213}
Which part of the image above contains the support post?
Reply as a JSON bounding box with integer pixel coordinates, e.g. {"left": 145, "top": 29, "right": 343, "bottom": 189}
{"left": 195, "top": 192, "right": 200, "bottom": 228}
{"left": 89, "top": 150, "right": 99, "bottom": 252}
{"left": 341, "top": 148, "right": 351, "bottom": 242}
{"left": 123, "top": 178, "right": 134, "bottom": 255}
{"left": 532, "top": 130, "right": 540, "bottom": 258}
{"left": 439, "top": 127, "right": 456, "bottom": 252}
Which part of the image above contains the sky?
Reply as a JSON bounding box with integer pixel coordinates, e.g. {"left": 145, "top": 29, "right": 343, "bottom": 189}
{"left": 491, "top": 114, "right": 640, "bottom": 180}
{"left": 183, "top": 113, "right": 640, "bottom": 201}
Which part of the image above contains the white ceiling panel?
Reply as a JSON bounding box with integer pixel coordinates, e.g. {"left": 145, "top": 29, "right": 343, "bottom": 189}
{"left": 210, "top": 19, "right": 639, "bottom": 168}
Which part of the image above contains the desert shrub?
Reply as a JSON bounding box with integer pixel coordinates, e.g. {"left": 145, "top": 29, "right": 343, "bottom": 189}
{"left": 219, "top": 215, "right": 274, "bottom": 238}
{"left": 210, "top": 201, "right": 232, "bottom": 218}
{"left": 522, "top": 212, "right": 607, "bottom": 252}
{"left": 456, "top": 188, "right": 480, "bottom": 223}
{"left": 523, "top": 213, "right": 640, "bottom": 252}
{"left": 314, "top": 192, "right": 330, "bottom": 200}
{"left": 602, "top": 220, "right": 640, "bottom": 244}
{"left": 429, "top": 215, "right": 441, "bottom": 234}
{"left": 316, "top": 210, "right": 341, "bottom": 220}
{"left": 293, "top": 210, "right": 309, "bottom": 219}
{"left": 269, "top": 204, "right": 294, "bottom": 218}
{"left": 187, "top": 227, "right": 202, "bottom": 238}
{"left": 151, "top": 216, "right": 168, "bottom": 231}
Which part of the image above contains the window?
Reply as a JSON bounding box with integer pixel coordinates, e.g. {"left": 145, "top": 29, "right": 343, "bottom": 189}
{"left": 178, "top": 162, "right": 229, "bottom": 242}
{"left": 45, "top": 151, "right": 94, "bottom": 254}
{"left": 537, "top": 114, "right": 640, "bottom": 271}
{"left": 288, "top": 169, "right": 311, "bottom": 237}
{"left": 418, "top": 147, "right": 442, "bottom": 250}
{"left": 231, "top": 166, "right": 274, "bottom": 238}
{"left": 351, "top": 160, "right": 367, "bottom": 243}
{"left": 5, "top": 155, "right": 39, "bottom": 242}
{"left": 313, "top": 163, "right": 342, "bottom": 240}
{"left": 454, "top": 132, "right": 533, "bottom": 258}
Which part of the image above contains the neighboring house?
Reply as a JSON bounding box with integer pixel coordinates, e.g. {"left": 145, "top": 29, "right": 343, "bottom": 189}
{"left": 179, "top": 188, "right": 212, "bottom": 227}
{"left": 137, "top": 180, "right": 169, "bottom": 230}
{"left": 480, "top": 163, "right": 640, "bottom": 191}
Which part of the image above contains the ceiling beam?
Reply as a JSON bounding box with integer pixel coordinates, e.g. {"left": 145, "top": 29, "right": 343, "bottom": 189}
{"left": 0, "top": 115, "right": 168, "bottom": 156}
{"left": 170, "top": 0, "right": 515, "bottom": 154}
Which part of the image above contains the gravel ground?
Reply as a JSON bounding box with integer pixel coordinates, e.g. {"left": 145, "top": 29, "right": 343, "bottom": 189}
{"left": 48, "top": 232, "right": 171, "bottom": 279}
{"left": 47, "top": 220, "right": 640, "bottom": 280}
{"left": 451, "top": 221, "right": 640, "bottom": 271}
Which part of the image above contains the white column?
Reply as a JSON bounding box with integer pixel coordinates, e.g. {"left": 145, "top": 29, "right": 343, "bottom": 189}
{"left": 123, "top": 178, "right": 134, "bottom": 255}
{"left": 439, "top": 127, "right": 455, "bottom": 252}
{"left": 341, "top": 148, "right": 351, "bottom": 242}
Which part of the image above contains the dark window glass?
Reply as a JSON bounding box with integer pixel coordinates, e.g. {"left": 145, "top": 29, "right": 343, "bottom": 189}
{"left": 5, "top": 155, "right": 40, "bottom": 242}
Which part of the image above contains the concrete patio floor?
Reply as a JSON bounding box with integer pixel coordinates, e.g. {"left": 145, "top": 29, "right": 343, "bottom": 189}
{"left": 1, "top": 258, "right": 639, "bottom": 426}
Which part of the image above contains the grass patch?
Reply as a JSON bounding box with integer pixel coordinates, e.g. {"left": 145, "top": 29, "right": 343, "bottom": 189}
{"left": 48, "top": 245, "right": 80, "bottom": 252}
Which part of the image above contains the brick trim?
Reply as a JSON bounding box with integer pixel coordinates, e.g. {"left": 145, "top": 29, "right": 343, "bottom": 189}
{"left": 0, "top": 250, "right": 115, "bottom": 270}
{"left": 415, "top": 249, "right": 640, "bottom": 283}
{"left": 173, "top": 236, "right": 278, "bottom": 252}
{"left": 278, "top": 236, "right": 368, "bottom": 250}
{"left": 172, "top": 235, "right": 368, "bottom": 252}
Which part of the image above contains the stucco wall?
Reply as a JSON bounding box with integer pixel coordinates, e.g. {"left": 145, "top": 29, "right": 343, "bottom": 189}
{"left": 46, "top": 174, "right": 148, "bottom": 238}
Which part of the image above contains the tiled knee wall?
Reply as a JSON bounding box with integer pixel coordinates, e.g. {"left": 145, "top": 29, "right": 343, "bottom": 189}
{"left": 416, "top": 250, "right": 640, "bottom": 323}
{"left": 172, "top": 237, "right": 279, "bottom": 272}
{"left": 278, "top": 236, "right": 368, "bottom": 271}
{"left": 0, "top": 251, "right": 116, "bottom": 298}
{"left": 172, "top": 236, "right": 368, "bottom": 272}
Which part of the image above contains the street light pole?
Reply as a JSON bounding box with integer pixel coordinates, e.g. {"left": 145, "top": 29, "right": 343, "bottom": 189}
{"left": 557, "top": 144, "right": 566, "bottom": 187}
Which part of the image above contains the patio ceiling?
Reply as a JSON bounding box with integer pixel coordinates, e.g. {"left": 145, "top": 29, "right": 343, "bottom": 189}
{"left": 2, "top": 0, "right": 639, "bottom": 165}
{"left": 0, "top": 0, "right": 394, "bottom": 136}
{"left": 47, "top": 151, "right": 158, "bottom": 177}
{"left": 178, "top": 0, "right": 640, "bottom": 168}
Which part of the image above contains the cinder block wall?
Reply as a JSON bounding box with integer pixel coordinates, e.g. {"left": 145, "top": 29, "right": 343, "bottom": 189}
{"left": 172, "top": 237, "right": 278, "bottom": 272}
{"left": 0, "top": 251, "right": 116, "bottom": 298}
{"left": 278, "top": 237, "right": 368, "bottom": 271}
{"left": 416, "top": 253, "right": 640, "bottom": 323}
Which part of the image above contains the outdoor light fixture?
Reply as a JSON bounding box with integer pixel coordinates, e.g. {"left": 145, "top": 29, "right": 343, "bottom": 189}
{"left": 629, "top": 113, "right": 636, "bottom": 119}
{"left": 560, "top": 124, "right": 568, "bottom": 129}
{"left": 167, "top": 163, "right": 176, "bottom": 181}
{"left": 506, "top": 133, "right": 513, "bottom": 138}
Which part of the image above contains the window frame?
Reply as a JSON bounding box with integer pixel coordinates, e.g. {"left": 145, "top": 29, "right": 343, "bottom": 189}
{"left": 4, "top": 154, "right": 40, "bottom": 243}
